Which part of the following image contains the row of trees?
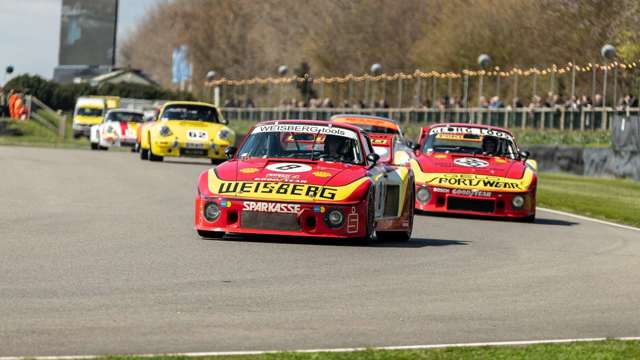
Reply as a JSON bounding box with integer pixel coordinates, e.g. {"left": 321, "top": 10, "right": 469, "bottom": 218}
{"left": 119, "top": 0, "right": 640, "bottom": 100}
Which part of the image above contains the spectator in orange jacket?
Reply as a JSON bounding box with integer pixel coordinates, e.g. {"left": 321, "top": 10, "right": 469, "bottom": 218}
{"left": 13, "top": 93, "right": 27, "bottom": 120}
{"left": 8, "top": 89, "right": 17, "bottom": 119}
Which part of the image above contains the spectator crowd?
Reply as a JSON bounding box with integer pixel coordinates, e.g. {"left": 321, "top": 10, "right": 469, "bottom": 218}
{"left": 220, "top": 91, "right": 640, "bottom": 111}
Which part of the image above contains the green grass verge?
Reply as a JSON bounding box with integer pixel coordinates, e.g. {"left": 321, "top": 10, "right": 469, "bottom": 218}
{"left": 93, "top": 340, "right": 640, "bottom": 359}
{"left": 0, "top": 118, "right": 89, "bottom": 149}
{"left": 538, "top": 172, "right": 640, "bottom": 227}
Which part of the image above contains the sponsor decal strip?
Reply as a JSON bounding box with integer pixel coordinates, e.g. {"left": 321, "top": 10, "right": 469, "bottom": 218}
{"left": 252, "top": 124, "right": 358, "bottom": 140}
{"left": 430, "top": 126, "right": 513, "bottom": 140}
{"left": 207, "top": 169, "right": 367, "bottom": 202}
{"left": 243, "top": 201, "right": 301, "bottom": 214}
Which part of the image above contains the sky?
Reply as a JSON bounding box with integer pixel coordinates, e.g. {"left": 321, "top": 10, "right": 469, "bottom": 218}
{"left": 0, "top": 0, "right": 163, "bottom": 83}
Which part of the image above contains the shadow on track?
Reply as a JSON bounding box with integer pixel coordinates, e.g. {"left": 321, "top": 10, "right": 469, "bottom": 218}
{"left": 205, "top": 234, "right": 469, "bottom": 248}
{"left": 416, "top": 211, "right": 578, "bottom": 227}
{"left": 373, "top": 238, "right": 470, "bottom": 248}
{"left": 160, "top": 160, "right": 214, "bottom": 166}
{"left": 532, "top": 217, "right": 579, "bottom": 226}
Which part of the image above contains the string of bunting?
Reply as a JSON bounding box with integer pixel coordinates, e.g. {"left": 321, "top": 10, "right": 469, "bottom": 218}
{"left": 205, "top": 60, "right": 640, "bottom": 87}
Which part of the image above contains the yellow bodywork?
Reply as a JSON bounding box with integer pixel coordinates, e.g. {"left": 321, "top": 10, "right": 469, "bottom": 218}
{"left": 73, "top": 114, "right": 103, "bottom": 126}
{"left": 140, "top": 101, "right": 234, "bottom": 160}
{"left": 410, "top": 159, "right": 536, "bottom": 192}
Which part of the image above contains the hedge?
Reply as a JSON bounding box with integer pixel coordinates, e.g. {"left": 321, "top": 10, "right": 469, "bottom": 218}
{"left": 4, "top": 74, "right": 194, "bottom": 111}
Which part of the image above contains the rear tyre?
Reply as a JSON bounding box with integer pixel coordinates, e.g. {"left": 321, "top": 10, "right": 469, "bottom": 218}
{"left": 90, "top": 143, "right": 98, "bottom": 150}
{"left": 198, "top": 230, "right": 225, "bottom": 239}
{"left": 522, "top": 213, "right": 536, "bottom": 223}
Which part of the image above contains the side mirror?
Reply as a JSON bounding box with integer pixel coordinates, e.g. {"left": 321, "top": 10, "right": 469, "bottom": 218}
{"left": 225, "top": 146, "right": 237, "bottom": 159}
{"left": 519, "top": 150, "right": 530, "bottom": 160}
{"left": 367, "top": 152, "right": 380, "bottom": 168}
{"left": 410, "top": 142, "right": 420, "bottom": 151}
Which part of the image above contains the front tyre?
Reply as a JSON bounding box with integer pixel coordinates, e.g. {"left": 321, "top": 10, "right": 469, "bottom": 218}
{"left": 197, "top": 230, "right": 225, "bottom": 239}
{"left": 148, "top": 139, "right": 163, "bottom": 162}
{"left": 521, "top": 213, "right": 536, "bottom": 223}
{"left": 140, "top": 148, "right": 149, "bottom": 160}
{"left": 90, "top": 143, "right": 98, "bottom": 150}
{"left": 353, "top": 188, "right": 376, "bottom": 245}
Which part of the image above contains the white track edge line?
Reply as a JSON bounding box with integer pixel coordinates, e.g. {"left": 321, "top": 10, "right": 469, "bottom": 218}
{"left": 3, "top": 336, "right": 640, "bottom": 360}
{"left": 537, "top": 207, "right": 640, "bottom": 232}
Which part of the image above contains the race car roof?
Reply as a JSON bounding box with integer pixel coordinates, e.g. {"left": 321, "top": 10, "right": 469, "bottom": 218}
{"left": 330, "top": 114, "right": 400, "bottom": 131}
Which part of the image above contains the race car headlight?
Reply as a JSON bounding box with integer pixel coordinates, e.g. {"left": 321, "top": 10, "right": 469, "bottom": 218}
{"left": 417, "top": 187, "right": 431, "bottom": 203}
{"left": 512, "top": 195, "right": 525, "bottom": 209}
{"left": 218, "top": 129, "right": 231, "bottom": 140}
{"left": 159, "top": 125, "right": 172, "bottom": 137}
{"left": 324, "top": 209, "right": 344, "bottom": 228}
{"left": 203, "top": 202, "right": 221, "bottom": 221}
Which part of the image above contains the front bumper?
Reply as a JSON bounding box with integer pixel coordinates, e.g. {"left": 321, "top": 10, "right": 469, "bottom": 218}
{"left": 415, "top": 184, "right": 535, "bottom": 218}
{"left": 153, "top": 139, "right": 229, "bottom": 159}
{"left": 195, "top": 196, "right": 368, "bottom": 238}
{"left": 72, "top": 123, "right": 92, "bottom": 137}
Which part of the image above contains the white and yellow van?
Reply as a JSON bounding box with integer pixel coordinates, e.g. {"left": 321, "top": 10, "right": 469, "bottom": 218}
{"left": 72, "top": 96, "right": 121, "bottom": 138}
{"left": 72, "top": 97, "right": 107, "bottom": 138}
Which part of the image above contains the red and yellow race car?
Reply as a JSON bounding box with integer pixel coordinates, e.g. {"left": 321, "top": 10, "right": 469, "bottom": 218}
{"left": 195, "top": 120, "right": 415, "bottom": 242}
{"left": 330, "top": 114, "right": 412, "bottom": 166}
{"left": 410, "top": 123, "right": 537, "bottom": 221}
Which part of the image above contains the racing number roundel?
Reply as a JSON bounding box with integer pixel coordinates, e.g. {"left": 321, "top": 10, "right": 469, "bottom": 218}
{"left": 266, "top": 163, "right": 312, "bottom": 173}
{"left": 454, "top": 157, "right": 489, "bottom": 168}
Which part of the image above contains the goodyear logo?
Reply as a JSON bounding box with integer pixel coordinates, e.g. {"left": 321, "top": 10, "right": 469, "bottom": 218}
{"left": 217, "top": 181, "right": 339, "bottom": 200}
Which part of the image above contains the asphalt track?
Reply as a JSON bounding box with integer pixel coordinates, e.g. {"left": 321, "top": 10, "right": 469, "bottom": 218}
{"left": 1, "top": 145, "right": 639, "bottom": 357}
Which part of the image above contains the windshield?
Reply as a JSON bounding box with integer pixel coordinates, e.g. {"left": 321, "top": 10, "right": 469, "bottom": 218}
{"left": 105, "top": 112, "right": 144, "bottom": 123}
{"left": 161, "top": 104, "right": 220, "bottom": 122}
{"left": 77, "top": 107, "right": 103, "bottom": 117}
{"left": 238, "top": 123, "right": 363, "bottom": 164}
{"left": 423, "top": 126, "right": 518, "bottom": 158}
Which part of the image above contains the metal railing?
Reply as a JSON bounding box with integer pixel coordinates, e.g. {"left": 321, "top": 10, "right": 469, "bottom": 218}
{"left": 28, "top": 95, "right": 67, "bottom": 138}
{"left": 221, "top": 107, "right": 639, "bottom": 131}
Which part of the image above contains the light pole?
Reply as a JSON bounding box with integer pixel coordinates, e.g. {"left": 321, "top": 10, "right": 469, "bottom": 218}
{"left": 206, "top": 70, "right": 218, "bottom": 105}
{"left": 370, "top": 63, "right": 382, "bottom": 107}
{"left": 477, "top": 54, "right": 491, "bottom": 106}
{"left": 278, "top": 65, "right": 289, "bottom": 117}
{"left": 601, "top": 44, "right": 616, "bottom": 108}
{"left": 277, "top": 65, "right": 288, "bottom": 103}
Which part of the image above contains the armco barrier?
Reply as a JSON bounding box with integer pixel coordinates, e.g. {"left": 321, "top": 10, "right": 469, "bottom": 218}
{"left": 528, "top": 145, "right": 640, "bottom": 181}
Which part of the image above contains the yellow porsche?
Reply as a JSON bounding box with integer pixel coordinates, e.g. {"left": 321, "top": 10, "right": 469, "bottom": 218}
{"left": 139, "top": 101, "right": 235, "bottom": 163}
